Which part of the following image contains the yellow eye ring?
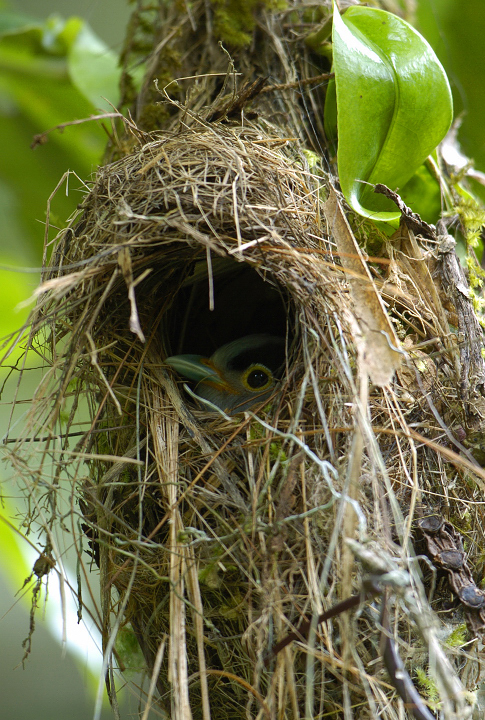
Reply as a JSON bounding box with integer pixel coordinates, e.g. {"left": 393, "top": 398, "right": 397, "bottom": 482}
{"left": 241, "top": 364, "right": 274, "bottom": 392}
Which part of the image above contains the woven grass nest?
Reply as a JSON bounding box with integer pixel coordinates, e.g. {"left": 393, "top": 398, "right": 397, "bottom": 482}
{"left": 11, "top": 115, "right": 485, "bottom": 720}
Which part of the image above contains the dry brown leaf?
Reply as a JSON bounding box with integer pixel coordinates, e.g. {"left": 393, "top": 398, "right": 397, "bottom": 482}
{"left": 324, "top": 187, "right": 402, "bottom": 385}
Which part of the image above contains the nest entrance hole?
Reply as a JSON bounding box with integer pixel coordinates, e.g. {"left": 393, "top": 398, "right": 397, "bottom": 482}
{"left": 165, "top": 256, "right": 292, "bottom": 357}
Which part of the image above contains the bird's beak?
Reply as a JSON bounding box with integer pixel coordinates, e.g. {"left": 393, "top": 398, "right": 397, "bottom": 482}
{"left": 164, "top": 354, "right": 226, "bottom": 387}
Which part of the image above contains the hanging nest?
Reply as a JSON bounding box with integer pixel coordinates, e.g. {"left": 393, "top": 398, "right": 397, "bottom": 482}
{"left": 6, "top": 2, "right": 485, "bottom": 719}
{"left": 8, "top": 113, "right": 485, "bottom": 719}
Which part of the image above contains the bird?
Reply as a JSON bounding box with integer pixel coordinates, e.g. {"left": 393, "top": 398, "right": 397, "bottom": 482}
{"left": 165, "top": 334, "right": 285, "bottom": 414}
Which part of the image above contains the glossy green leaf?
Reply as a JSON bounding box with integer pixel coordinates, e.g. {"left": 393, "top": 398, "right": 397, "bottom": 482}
{"left": 332, "top": 4, "right": 453, "bottom": 221}
{"left": 323, "top": 76, "right": 337, "bottom": 153}
{"left": 398, "top": 161, "right": 442, "bottom": 224}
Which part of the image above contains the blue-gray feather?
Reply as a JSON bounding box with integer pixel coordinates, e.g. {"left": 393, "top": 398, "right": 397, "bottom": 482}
{"left": 165, "top": 334, "right": 284, "bottom": 413}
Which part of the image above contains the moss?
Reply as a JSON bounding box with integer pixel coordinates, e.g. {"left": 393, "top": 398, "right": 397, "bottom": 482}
{"left": 211, "top": 0, "right": 287, "bottom": 48}
{"left": 357, "top": 219, "right": 388, "bottom": 258}
{"left": 137, "top": 101, "right": 172, "bottom": 131}
{"left": 453, "top": 196, "right": 485, "bottom": 310}
{"left": 300, "top": 6, "right": 328, "bottom": 25}
{"left": 270, "top": 441, "right": 286, "bottom": 462}
{"left": 199, "top": 563, "right": 224, "bottom": 589}
{"left": 199, "top": 555, "right": 239, "bottom": 591}
{"left": 450, "top": 510, "right": 472, "bottom": 534}
{"left": 115, "top": 625, "right": 146, "bottom": 674}
{"left": 249, "top": 423, "right": 265, "bottom": 441}
{"left": 415, "top": 667, "right": 440, "bottom": 710}
{"left": 302, "top": 148, "right": 324, "bottom": 172}
{"left": 119, "top": 69, "right": 138, "bottom": 107}
{"left": 445, "top": 623, "right": 468, "bottom": 648}
{"left": 220, "top": 591, "right": 245, "bottom": 619}
{"left": 455, "top": 197, "right": 485, "bottom": 239}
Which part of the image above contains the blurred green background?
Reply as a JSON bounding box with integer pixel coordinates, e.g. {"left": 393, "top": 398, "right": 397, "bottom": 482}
{"left": 1, "top": 0, "right": 485, "bottom": 717}
{"left": 0, "top": 2, "right": 136, "bottom": 718}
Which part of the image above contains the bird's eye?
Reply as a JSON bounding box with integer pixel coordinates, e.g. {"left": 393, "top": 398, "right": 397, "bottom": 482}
{"left": 242, "top": 364, "right": 273, "bottom": 391}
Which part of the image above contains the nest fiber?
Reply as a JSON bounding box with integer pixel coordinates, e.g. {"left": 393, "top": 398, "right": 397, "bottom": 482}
{"left": 9, "top": 117, "right": 485, "bottom": 720}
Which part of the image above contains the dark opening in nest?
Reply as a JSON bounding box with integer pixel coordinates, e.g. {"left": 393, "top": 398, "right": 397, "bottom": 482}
{"left": 166, "top": 258, "right": 291, "bottom": 357}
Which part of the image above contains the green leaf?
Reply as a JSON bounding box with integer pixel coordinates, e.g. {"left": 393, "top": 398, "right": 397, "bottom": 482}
{"left": 0, "top": 11, "right": 115, "bottom": 262}
{"left": 0, "top": 10, "right": 37, "bottom": 34}
{"left": 332, "top": 4, "right": 453, "bottom": 221}
{"left": 0, "top": 13, "right": 122, "bottom": 110}
{"left": 398, "top": 160, "right": 442, "bottom": 224}
{"left": 323, "top": 76, "right": 337, "bottom": 153}
{"left": 64, "top": 18, "right": 122, "bottom": 111}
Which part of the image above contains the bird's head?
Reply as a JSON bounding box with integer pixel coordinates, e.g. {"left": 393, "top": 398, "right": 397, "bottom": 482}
{"left": 165, "top": 334, "right": 285, "bottom": 414}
